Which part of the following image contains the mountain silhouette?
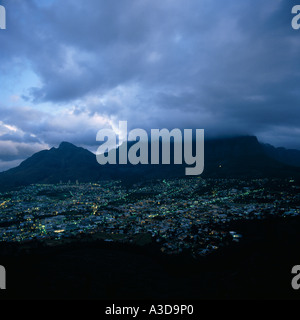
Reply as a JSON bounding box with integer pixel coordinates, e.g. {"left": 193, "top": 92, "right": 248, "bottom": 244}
{"left": 0, "top": 142, "right": 104, "bottom": 191}
{"left": 0, "top": 136, "right": 299, "bottom": 192}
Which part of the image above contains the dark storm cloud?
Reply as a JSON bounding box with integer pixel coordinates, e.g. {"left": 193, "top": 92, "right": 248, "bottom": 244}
{"left": 0, "top": 0, "right": 300, "bottom": 166}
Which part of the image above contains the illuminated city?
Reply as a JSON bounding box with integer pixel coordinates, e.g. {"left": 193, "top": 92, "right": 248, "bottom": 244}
{"left": 1, "top": 177, "right": 299, "bottom": 258}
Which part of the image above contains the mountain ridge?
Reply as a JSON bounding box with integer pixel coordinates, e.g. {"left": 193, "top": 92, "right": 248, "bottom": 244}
{"left": 0, "top": 136, "right": 299, "bottom": 192}
{"left": 262, "top": 143, "right": 300, "bottom": 168}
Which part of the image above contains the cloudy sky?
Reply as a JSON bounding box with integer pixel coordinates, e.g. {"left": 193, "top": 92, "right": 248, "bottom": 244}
{"left": 0, "top": 0, "right": 299, "bottom": 171}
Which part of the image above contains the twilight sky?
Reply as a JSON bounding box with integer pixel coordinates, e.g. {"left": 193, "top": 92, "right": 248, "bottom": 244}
{"left": 0, "top": 0, "right": 300, "bottom": 171}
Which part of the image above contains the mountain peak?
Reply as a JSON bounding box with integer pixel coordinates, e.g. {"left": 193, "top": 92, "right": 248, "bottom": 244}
{"left": 58, "top": 141, "right": 77, "bottom": 150}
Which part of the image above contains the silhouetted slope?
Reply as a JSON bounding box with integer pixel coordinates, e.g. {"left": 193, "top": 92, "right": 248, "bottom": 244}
{"left": 262, "top": 143, "right": 300, "bottom": 167}
{"left": 203, "top": 136, "right": 299, "bottom": 179}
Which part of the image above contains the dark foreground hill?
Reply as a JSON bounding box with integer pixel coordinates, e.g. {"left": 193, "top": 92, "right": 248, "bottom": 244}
{"left": 0, "top": 136, "right": 299, "bottom": 192}
{"left": 0, "top": 215, "right": 300, "bottom": 300}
